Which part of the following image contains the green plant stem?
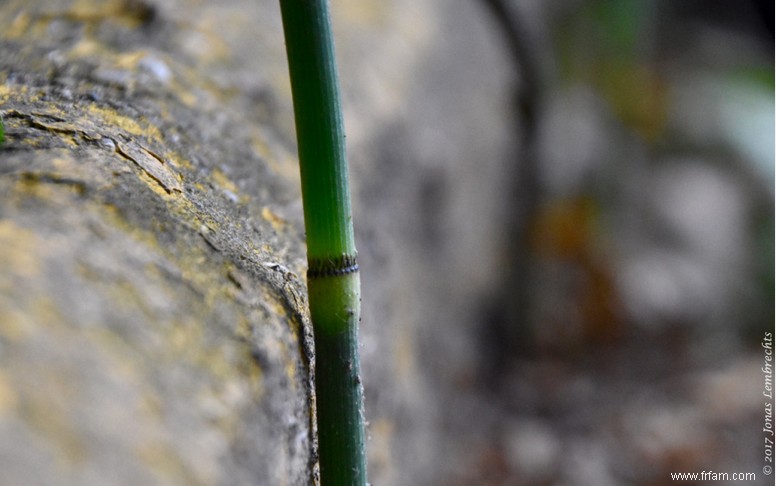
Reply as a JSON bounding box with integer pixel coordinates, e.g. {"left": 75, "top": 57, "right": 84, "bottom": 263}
{"left": 278, "top": 1, "right": 366, "bottom": 485}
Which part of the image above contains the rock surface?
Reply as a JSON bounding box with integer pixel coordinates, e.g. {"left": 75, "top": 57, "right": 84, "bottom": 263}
{"left": 0, "top": 0, "right": 316, "bottom": 484}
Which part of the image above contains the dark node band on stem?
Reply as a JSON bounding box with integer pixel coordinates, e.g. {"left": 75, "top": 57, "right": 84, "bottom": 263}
{"left": 307, "top": 253, "right": 359, "bottom": 279}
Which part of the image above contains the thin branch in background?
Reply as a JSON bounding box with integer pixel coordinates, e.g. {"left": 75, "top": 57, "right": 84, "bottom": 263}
{"left": 479, "top": 0, "right": 547, "bottom": 379}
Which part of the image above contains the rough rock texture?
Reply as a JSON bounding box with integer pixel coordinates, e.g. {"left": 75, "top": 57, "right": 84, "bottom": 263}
{"left": 0, "top": 1, "right": 315, "bottom": 484}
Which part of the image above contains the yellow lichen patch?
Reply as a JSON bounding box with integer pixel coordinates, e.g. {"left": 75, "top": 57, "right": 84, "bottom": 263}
{"left": 27, "top": 297, "right": 65, "bottom": 330}
{"left": 0, "top": 84, "right": 13, "bottom": 101}
{"left": 239, "top": 349, "right": 264, "bottom": 398}
{"left": 0, "top": 220, "right": 40, "bottom": 280}
{"left": 167, "top": 315, "right": 263, "bottom": 400}
{"left": 284, "top": 349, "right": 297, "bottom": 387}
{"left": 1, "top": 10, "right": 56, "bottom": 41}
{"left": 234, "top": 315, "right": 252, "bottom": 342}
{"left": 0, "top": 84, "right": 41, "bottom": 104}
{"left": 228, "top": 307, "right": 275, "bottom": 399}
{"left": 211, "top": 168, "right": 239, "bottom": 194}
{"left": 172, "top": 239, "right": 232, "bottom": 309}
{"left": 86, "top": 104, "right": 164, "bottom": 141}
{"left": 137, "top": 392, "right": 163, "bottom": 421}
{"left": 100, "top": 280, "right": 155, "bottom": 323}
{"left": 114, "top": 50, "right": 145, "bottom": 70}
{"left": 134, "top": 442, "right": 208, "bottom": 486}
{"left": 0, "top": 371, "right": 19, "bottom": 415}
{"left": 5, "top": 11, "right": 32, "bottom": 39}
{"left": 12, "top": 176, "right": 56, "bottom": 201}
{"left": 199, "top": 345, "right": 239, "bottom": 383}
{"left": 70, "top": 0, "right": 121, "bottom": 18}
{"left": 168, "top": 318, "right": 205, "bottom": 356}
{"left": 191, "top": 181, "right": 208, "bottom": 193}
{"left": 249, "top": 135, "right": 272, "bottom": 160}
{"left": 60, "top": 0, "right": 153, "bottom": 30}
{"left": 50, "top": 156, "right": 76, "bottom": 172}
{"left": 261, "top": 287, "right": 288, "bottom": 320}
{"left": 209, "top": 168, "right": 246, "bottom": 203}
{"left": 84, "top": 327, "right": 148, "bottom": 384}
{"left": 23, "top": 377, "right": 89, "bottom": 466}
{"left": 0, "top": 309, "right": 36, "bottom": 343}
{"left": 261, "top": 206, "right": 286, "bottom": 233}
{"left": 173, "top": 88, "right": 200, "bottom": 110}
{"left": 68, "top": 38, "right": 105, "bottom": 59}
{"left": 97, "top": 204, "right": 162, "bottom": 254}
{"left": 164, "top": 150, "right": 193, "bottom": 170}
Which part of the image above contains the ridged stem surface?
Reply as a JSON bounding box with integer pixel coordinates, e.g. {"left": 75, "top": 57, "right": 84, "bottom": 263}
{"left": 278, "top": 1, "right": 366, "bottom": 484}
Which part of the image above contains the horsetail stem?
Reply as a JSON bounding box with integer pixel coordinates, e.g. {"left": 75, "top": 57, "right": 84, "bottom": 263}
{"left": 278, "top": 1, "right": 367, "bottom": 484}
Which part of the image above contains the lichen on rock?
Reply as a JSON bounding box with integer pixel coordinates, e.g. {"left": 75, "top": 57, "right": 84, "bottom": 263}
{"left": 0, "top": 1, "right": 316, "bottom": 484}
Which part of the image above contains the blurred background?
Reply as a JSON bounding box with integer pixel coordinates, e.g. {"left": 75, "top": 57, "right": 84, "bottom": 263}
{"left": 335, "top": 0, "right": 774, "bottom": 484}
